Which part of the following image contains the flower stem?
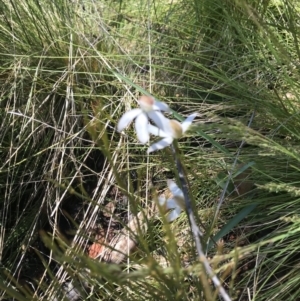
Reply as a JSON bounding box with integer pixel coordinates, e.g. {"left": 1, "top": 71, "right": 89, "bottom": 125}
{"left": 170, "top": 142, "right": 202, "bottom": 250}
{"left": 171, "top": 142, "right": 232, "bottom": 301}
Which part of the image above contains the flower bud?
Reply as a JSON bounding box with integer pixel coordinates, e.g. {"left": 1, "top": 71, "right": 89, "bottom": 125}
{"left": 138, "top": 95, "right": 155, "bottom": 112}
{"left": 169, "top": 120, "right": 183, "bottom": 139}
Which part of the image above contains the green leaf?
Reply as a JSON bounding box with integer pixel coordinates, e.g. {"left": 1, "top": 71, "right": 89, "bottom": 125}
{"left": 206, "top": 203, "right": 257, "bottom": 252}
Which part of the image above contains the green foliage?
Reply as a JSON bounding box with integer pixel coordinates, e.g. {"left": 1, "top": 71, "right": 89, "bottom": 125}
{"left": 1, "top": 0, "right": 300, "bottom": 300}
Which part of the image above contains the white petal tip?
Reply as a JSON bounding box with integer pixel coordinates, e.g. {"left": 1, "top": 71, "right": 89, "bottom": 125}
{"left": 147, "top": 137, "right": 173, "bottom": 153}
{"left": 117, "top": 109, "right": 141, "bottom": 132}
{"left": 135, "top": 113, "right": 149, "bottom": 144}
{"left": 138, "top": 136, "right": 149, "bottom": 144}
{"left": 117, "top": 121, "right": 126, "bottom": 133}
{"left": 181, "top": 112, "right": 198, "bottom": 133}
{"left": 146, "top": 147, "right": 153, "bottom": 154}
{"left": 167, "top": 179, "right": 175, "bottom": 187}
{"left": 167, "top": 209, "right": 182, "bottom": 222}
{"left": 158, "top": 195, "right": 166, "bottom": 206}
{"left": 152, "top": 100, "right": 171, "bottom": 112}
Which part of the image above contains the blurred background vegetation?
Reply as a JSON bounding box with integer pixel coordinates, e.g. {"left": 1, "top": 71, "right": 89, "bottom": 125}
{"left": 1, "top": 0, "right": 300, "bottom": 300}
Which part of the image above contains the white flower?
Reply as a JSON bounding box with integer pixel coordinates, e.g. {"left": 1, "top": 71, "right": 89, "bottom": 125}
{"left": 117, "top": 95, "right": 170, "bottom": 144}
{"left": 147, "top": 113, "right": 197, "bottom": 153}
{"left": 158, "top": 180, "right": 185, "bottom": 222}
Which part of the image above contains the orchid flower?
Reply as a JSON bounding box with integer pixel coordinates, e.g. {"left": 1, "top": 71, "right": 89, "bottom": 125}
{"left": 158, "top": 180, "right": 185, "bottom": 222}
{"left": 147, "top": 113, "right": 197, "bottom": 153}
{"left": 117, "top": 95, "right": 170, "bottom": 144}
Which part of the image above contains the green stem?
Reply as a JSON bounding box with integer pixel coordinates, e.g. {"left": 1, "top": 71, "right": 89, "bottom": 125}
{"left": 171, "top": 141, "right": 232, "bottom": 301}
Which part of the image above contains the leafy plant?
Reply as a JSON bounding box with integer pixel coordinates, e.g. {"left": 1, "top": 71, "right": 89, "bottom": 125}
{"left": 1, "top": 0, "right": 300, "bottom": 300}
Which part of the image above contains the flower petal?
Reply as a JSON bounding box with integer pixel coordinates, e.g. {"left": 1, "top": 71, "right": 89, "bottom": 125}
{"left": 147, "top": 137, "right": 174, "bottom": 153}
{"left": 117, "top": 108, "right": 142, "bottom": 132}
{"left": 147, "top": 124, "right": 169, "bottom": 138}
{"left": 181, "top": 113, "right": 198, "bottom": 134}
{"left": 167, "top": 180, "right": 177, "bottom": 191}
{"left": 158, "top": 195, "right": 167, "bottom": 206}
{"left": 167, "top": 206, "right": 183, "bottom": 222}
{"left": 158, "top": 196, "right": 178, "bottom": 213}
{"left": 135, "top": 113, "right": 149, "bottom": 144}
{"left": 165, "top": 198, "right": 178, "bottom": 210}
{"left": 152, "top": 100, "right": 171, "bottom": 112}
{"left": 138, "top": 95, "right": 155, "bottom": 112}
{"left": 169, "top": 120, "right": 183, "bottom": 138}
{"left": 173, "top": 195, "right": 185, "bottom": 209}
{"left": 147, "top": 111, "right": 173, "bottom": 135}
{"left": 167, "top": 180, "right": 183, "bottom": 197}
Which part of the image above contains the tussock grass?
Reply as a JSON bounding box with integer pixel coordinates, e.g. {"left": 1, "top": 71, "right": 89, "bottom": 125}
{"left": 1, "top": 0, "right": 300, "bottom": 300}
